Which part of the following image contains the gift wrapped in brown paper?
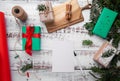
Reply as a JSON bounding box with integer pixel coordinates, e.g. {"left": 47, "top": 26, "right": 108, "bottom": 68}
{"left": 93, "top": 41, "right": 117, "bottom": 67}
{"left": 37, "top": 1, "right": 54, "bottom": 23}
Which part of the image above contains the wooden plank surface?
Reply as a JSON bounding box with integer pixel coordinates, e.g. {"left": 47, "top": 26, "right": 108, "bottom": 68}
{"left": 11, "top": 70, "right": 96, "bottom": 81}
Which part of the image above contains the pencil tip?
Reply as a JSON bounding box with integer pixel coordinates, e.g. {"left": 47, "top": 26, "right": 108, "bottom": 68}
{"left": 74, "top": 52, "right": 77, "bottom": 56}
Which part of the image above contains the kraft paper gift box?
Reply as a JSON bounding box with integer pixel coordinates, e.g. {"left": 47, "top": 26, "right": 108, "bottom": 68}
{"left": 22, "top": 26, "right": 41, "bottom": 54}
{"left": 93, "top": 41, "right": 116, "bottom": 67}
{"left": 39, "top": 1, "right": 54, "bottom": 23}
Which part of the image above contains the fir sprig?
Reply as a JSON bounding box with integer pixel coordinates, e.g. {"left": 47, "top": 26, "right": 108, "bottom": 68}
{"left": 37, "top": 4, "right": 47, "bottom": 11}
{"left": 20, "top": 63, "right": 33, "bottom": 73}
{"left": 102, "top": 49, "right": 114, "bottom": 57}
{"left": 82, "top": 40, "right": 93, "bottom": 46}
{"left": 90, "top": 66, "right": 120, "bottom": 81}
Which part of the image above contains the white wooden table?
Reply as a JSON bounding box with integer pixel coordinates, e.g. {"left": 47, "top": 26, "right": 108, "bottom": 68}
{"left": 0, "top": 0, "right": 106, "bottom": 81}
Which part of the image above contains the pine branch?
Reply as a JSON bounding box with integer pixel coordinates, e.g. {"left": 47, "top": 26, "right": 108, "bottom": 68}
{"left": 82, "top": 40, "right": 93, "bottom": 46}
{"left": 102, "top": 49, "right": 114, "bottom": 58}
{"left": 90, "top": 48, "right": 120, "bottom": 81}
{"left": 90, "top": 66, "right": 120, "bottom": 81}
{"left": 37, "top": 4, "right": 47, "bottom": 11}
{"left": 84, "top": 0, "right": 120, "bottom": 48}
{"left": 20, "top": 63, "right": 33, "bottom": 73}
{"left": 109, "top": 54, "right": 120, "bottom": 68}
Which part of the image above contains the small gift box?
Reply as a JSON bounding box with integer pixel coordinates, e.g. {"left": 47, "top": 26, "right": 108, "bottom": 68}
{"left": 38, "top": 1, "right": 54, "bottom": 23}
{"left": 93, "top": 41, "right": 116, "bottom": 67}
{"left": 22, "top": 26, "right": 41, "bottom": 56}
{"left": 92, "top": 8, "right": 118, "bottom": 38}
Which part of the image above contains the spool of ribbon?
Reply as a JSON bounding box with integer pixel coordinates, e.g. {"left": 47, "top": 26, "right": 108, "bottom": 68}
{"left": 0, "top": 12, "right": 11, "bottom": 81}
{"left": 22, "top": 26, "right": 40, "bottom": 56}
{"left": 12, "top": 6, "right": 27, "bottom": 22}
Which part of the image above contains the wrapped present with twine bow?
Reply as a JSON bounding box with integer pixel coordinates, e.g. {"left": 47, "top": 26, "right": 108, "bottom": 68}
{"left": 37, "top": 1, "right": 54, "bottom": 23}
{"left": 93, "top": 41, "right": 117, "bottom": 67}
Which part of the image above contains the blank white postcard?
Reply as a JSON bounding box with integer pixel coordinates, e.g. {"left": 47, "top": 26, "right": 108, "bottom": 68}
{"left": 52, "top": 41, "right": 74, "bottom": 72}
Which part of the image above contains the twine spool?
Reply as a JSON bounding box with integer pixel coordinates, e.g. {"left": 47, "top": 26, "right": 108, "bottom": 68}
{"left": 12, "top": 6, "right": 27, "bottom": 22}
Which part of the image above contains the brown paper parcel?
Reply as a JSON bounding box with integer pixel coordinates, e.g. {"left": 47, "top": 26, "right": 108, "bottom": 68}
{"left": 39, "top": 1, "right": 54, "bottom": 23}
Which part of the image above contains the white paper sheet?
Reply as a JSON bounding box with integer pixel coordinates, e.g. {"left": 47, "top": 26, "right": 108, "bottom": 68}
{"left": 51, "top": 41, "right": 74, "bottom": 72}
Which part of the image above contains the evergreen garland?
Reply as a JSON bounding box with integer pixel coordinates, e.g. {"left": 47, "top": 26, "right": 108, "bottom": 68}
{"left": 84, "top": 0, "right": 120, "bottom": 48}
{"left": 85, "top": 0, "right": 120, "bottom": 80}
{"left": 90, "top": 52, "right": 120, "bottom": 81}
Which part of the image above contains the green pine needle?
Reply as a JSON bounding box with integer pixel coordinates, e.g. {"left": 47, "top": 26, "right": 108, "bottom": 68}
{"left": 20, "top": 63, "right": 33, "bottom": 73}
{"left": 102, "top": 49, "right": 114, "bottom": 57}
{"left": 37, "top": 4, "right": 47, "bottom": 11}
{"left": 82, "top": 40, "right": 93, "bottom": 46}
{"left": 14, "top": 55, "right": 19, "bottom": 59}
